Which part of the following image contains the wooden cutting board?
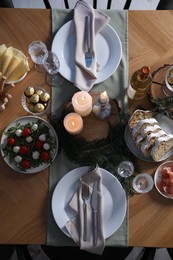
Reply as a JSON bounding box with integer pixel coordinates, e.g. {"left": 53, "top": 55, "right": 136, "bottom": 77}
{"left": 64, "top": 92, "right": 120, "bottom": 142}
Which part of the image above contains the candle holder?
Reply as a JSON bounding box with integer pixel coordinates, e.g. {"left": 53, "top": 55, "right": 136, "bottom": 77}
{"left": 92, "top": 92, "right": 111, "bottom": 120}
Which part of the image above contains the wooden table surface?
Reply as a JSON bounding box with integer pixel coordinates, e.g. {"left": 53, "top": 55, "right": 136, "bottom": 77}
{"left": 1, "top": 8, "right": 173, "bottom": 247}
{"left": 0, "top": 8, "right": 51, "bottom": 244}
{"left": 128, "top": 10, "right": 173, "bottom": 248}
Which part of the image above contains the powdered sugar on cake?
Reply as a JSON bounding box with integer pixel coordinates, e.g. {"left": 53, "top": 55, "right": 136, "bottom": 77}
{"left": 128, "top": 109, "right": 173, "bottom": 161}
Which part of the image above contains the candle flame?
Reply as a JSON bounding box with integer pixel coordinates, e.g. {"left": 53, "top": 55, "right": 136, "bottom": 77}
{"left": 72, "top": 121, "right": 75, "bottom": 127}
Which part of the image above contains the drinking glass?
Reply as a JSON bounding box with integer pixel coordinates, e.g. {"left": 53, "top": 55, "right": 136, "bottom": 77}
{"left": 28, "top": 41, "right": 48, "bottom": 72}
{"left": 132, "top": 173, "right": 154, "bottom": 193}
{"left": 43, "top": 51, "right": 60, "bottom": 85}
{"left": 117, "top": 160, "right": 134, "bottom": 178}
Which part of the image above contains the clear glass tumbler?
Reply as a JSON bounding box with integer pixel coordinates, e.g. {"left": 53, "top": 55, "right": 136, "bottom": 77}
{"left": 28, "top": 41, "right": 48, "bottom": 72}
{"left": 117, "top": 160, "right": 134, "bottom": 178}
{"left": 43, "top": 51, "right": 60, "bottom": 85}
{"left": 132, "top": 173, "right": 154, "bottom": 193}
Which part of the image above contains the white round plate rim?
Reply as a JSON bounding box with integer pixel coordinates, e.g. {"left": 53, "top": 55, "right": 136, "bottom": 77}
{"left": 6, "top": 71, "right": 28, "bottom": 85}
{"left": 51, "top": 20, "right": 122, "bottom": 84}
{"left": 51, "top": 166, "right": 127, "bottom": 239}
{"left": 125, "top": 114, "right": 173, "bottom": 162}
{"left": 0, "top": 116, "right": 58, "bottom": 174}
{"left": 154, "top": 160, "right": 173, "bottom": 199}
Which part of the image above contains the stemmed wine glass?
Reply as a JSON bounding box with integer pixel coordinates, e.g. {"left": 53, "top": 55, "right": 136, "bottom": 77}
{"left": 43, "top": 51, "right": 60, "bottom": 85}
{"left": 117, "top": 160, "right": 134, "bottom": 178}
{"left": 28, "top": 41, "right": 48, "bottom": 72}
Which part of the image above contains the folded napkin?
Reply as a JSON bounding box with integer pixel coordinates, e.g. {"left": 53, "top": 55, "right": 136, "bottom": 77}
{"left": 65, "top": 165, "right": 105, "bottom": 255}
{"left": 73, "top": 0, "right": 110, "bottom": 92}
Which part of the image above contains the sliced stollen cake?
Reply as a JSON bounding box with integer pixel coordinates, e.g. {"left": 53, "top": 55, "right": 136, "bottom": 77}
{"left": 140, "top": 130, "right": 167, "bottom": 157}
{"left": 132, "top": 118, "right": 159, "bottom": 140}
{"left": 128, "top": 109, "right": 173, "bottom": 161}
{"left": 135, "top": 125, "right": 162, "bottom": 148}
{"left": 128, "top": 109, "right": 153, "bottom": 130}
{"left": 151, "top": 135, "right": 173, "bottom": 162}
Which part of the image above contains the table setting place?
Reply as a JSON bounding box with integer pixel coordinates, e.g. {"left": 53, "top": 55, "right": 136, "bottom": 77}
{"left": 2, "top": 0, "right": 173, "bottom": 256}
{"left": 48, "top": 0, "right": 129, "bottom": 254}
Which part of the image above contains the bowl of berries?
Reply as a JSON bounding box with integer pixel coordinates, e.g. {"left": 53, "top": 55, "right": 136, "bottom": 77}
{"left": 0, "top": 116, "right": 58, "bottom": 173}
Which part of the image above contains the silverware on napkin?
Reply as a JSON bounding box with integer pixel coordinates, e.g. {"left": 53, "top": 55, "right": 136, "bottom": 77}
{"left": 85, "top": 15, "right": 93, "bottom": 68}
{"left": 91, "top": 181, "right": 98, "bottom": 245}
{"left": 82, "top": 183, "right": 90, "bottom": 241}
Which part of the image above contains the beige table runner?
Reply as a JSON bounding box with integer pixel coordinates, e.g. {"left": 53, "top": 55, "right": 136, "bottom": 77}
{"left": 47, "top": 9, "right": 128, "bottom": 247}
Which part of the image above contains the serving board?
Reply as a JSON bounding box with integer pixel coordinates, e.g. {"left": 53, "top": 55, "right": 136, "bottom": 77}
{"left": 150, "top": 64, "right": 173, "bottom": 100}
{"left": 64, "top": 92, "right": 120, "bottom": 142}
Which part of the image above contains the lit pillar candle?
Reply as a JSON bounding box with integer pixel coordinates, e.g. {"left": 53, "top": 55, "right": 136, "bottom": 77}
{"left": 63, "top": 113, "right": 83, "bottom": 135}
{"left": 100, "top": 91, "right": 108, "bottom": 103}
{"left": 72, "top": 91, "right": 92, "bottom": 117}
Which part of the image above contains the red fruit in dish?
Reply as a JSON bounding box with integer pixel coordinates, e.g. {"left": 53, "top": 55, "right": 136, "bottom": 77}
{"left": 35, "top": 140, "right": 44, "bottom": 149}
{"left": 20, "top": 159, "right": 30, "bottom": 169}
{"left": 7, "top": 137, "right": 16, "bottom": 146}
{"left": 19, "top": 146, "right": 29, "bottom": 155}
{"left": 40, "top": 151, "right": 49, "bottom": 161}
{"left": 22, "top": 128, "right": 31, "bottom": 137}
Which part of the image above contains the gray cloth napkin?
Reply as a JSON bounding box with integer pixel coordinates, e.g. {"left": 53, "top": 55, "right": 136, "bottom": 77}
{"left": 66, "top": 165, "right": 105, "bottom": 255}
{"left": 74, "top": 0, "right": 110, "bottom": 91}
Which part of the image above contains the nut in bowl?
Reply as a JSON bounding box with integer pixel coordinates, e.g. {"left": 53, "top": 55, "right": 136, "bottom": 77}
{"left": 22, "top": 86, "right": 50, "bottom": 116}
{"left": 154, "top": 161, "right": 173, "bottom": 199}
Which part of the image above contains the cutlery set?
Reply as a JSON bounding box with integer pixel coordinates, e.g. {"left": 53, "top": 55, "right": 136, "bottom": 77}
{"left": 82, "top": 181, "right": 98, "bottom": 245}
{"left": 85, "top": 15, "right": 93, "bottom": 68}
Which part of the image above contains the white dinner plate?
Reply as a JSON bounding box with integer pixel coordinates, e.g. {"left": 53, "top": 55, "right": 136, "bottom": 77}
{"left": 51, "top": 20, "right": 122, "bottom": 84}
{"left": 52, "top": 166, "right": 127, "bottom": 239}
{"left": 0, "top": 116, "right": 58, "bottom": 174}
{"left": 125, "top": 114, "right": 173, "bottom": 162}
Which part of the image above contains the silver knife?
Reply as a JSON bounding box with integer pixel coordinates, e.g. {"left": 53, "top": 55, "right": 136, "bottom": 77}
{"left": 91, "top": 181, "right": 98, "bottom": 246}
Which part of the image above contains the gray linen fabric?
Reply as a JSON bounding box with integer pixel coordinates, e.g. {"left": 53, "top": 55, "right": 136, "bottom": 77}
{"left": 47, "top": 9, "right": 128, "bottom": 247}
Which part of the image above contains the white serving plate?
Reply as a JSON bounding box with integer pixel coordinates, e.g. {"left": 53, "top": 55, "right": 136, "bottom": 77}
{"left": 52, "top": 20, "right": 122, "bottom": 84}
{"left": 52, "top": 166, "right": 127, "bottom": 239}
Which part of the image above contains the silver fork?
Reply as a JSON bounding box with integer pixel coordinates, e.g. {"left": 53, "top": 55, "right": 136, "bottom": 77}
{"left": 85, "top": 15, "right": 93, "bottom": 68}
{"left": 81, "top": 183, "right": 90, "bottom": 241}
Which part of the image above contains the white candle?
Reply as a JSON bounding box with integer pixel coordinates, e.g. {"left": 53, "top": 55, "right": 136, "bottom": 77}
{"left": 100, "top": 91, "right": 108, "bottom": 103}
{"left": 63, "top": 113, "right": 83, "bottom": 135}
{"left": 72, "top": 91, "right": 92, "bottom": 117}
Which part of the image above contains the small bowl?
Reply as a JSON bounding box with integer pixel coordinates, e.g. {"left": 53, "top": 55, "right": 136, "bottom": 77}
{"left": 21, "top": 86, "right": 50, "bottom": 116}
{"left": 132, "top": 173, "right": 154, "bottom": 193}
{"left": 4, "top": 47, "right": 29, "bottom": 84}
{"left": 164, "top": 66, "right": 173, "bottom": 96}
{"left": 154, "top": 161, "right": 173, "bottom": 199}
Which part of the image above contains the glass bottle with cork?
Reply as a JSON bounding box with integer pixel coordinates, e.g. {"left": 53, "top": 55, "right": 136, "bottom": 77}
{"left": 127, "top": 66, "right": 153, "bottom": 100}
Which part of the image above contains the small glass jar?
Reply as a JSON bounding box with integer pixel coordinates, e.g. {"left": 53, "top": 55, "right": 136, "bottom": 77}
{"left": 132, "top": 173, "right": 154, "bottom": 193}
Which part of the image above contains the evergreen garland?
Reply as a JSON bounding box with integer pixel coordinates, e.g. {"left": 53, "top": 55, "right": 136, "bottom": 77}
{"left": 50, "top": 108, "right": 141, "bottom": 196}
{"left": 150, "top": 95, "right": 173, "bottom": 118}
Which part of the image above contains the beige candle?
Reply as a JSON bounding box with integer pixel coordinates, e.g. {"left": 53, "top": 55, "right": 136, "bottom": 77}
{"left": 72, "top": 91, "right": 92, "bottom": 117}
{"left": 63, "top": 113, "right": 83, "bottom": 135}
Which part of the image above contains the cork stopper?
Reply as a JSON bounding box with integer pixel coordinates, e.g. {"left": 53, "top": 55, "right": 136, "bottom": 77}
{"left": 141, "top": 66, "right": 150, "bottom": 74}
{"left": 140, "top": 66, "right": 151, "bottom": 80}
